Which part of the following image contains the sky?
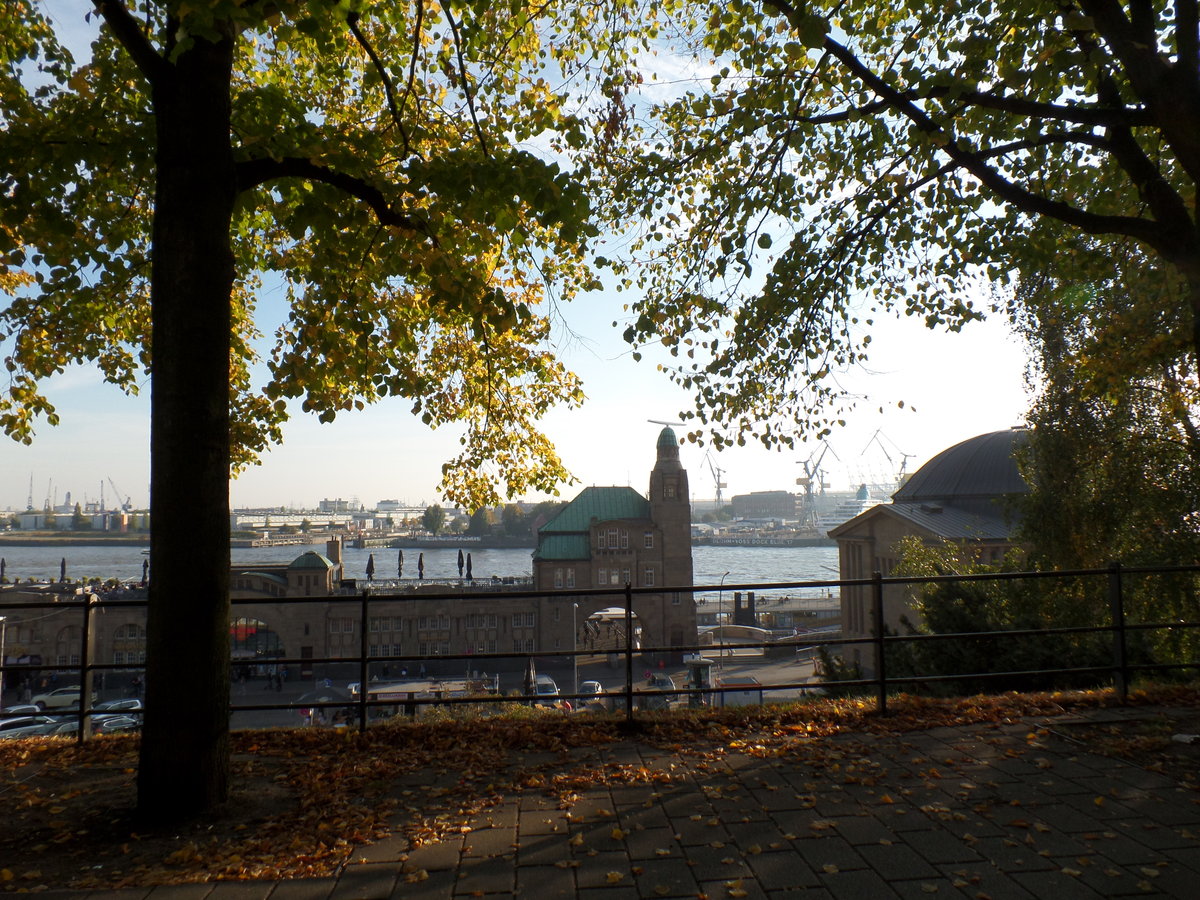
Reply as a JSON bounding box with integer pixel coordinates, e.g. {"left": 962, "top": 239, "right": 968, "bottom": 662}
{"left": 0, "top": 3, "right": 1034, "bottom": 513}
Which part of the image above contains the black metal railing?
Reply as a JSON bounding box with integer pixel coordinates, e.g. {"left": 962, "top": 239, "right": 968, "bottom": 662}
{"left": 2, "top": 561, "right": 1199, "bottom": 740}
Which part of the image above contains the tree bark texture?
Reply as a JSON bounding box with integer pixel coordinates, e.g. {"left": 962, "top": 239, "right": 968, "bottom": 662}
{"left": 136, "top": 31, "right": 236, "bottom": 821}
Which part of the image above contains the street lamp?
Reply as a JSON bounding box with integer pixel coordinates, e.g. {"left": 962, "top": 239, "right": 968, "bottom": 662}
{"left": 718, "top": 572, "right": 730, "bottom": 664}
{"left": 0, "top": 616, "right": 7, "bottom": 705}
{"left": 572, "top": 602, "right": 579, "bottom": 697}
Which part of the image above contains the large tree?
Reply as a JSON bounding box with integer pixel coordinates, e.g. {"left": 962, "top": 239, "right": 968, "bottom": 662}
{"left": 599, "top": 0, "right": 1200, "bottom": 450}
{"left": 1, "top": 0, "right": 642, "bottom": 820}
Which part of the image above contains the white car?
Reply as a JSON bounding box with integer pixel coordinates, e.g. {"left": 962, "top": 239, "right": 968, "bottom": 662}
{"left": 579, "top": 680, "right": 605, "bottom": 697}
{"left": 30, "top": 686, "right": 97, "bottom": 710}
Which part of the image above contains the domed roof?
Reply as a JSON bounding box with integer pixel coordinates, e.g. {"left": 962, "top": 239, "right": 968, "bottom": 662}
{"left": 657, "top": 426, "right": 679, "bottom": 450}
{"left": 288, "top": 551, "right": 334, "bottom": 570}
{"left": 893, "top": 429, "right": 1029, "bottom": 504}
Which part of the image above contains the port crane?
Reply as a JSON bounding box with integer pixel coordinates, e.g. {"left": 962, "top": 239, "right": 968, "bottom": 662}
{"left": 702, "top": 451, "right": 728, "bottom": 506}
{"left": 107, "top": 477, "right": 133, "bottom": 512}
{"left": 796, "top": 442, "right": 837, "bottom": 528}
{"left": 861, "top": 429, "right": 914, "bottom": 488}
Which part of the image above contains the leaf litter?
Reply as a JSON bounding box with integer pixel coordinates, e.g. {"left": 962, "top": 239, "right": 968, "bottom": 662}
{"left": 1, "top": 686, "right": 1198, "bottom": 892}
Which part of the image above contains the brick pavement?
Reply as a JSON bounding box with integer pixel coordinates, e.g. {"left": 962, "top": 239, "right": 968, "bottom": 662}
{"left": 35, "top": 707, "right": 1200, "bottom": 899}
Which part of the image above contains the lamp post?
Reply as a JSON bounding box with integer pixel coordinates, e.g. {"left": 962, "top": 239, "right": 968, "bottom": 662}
{"left": 0, "top": 616, "right": 7, "bottom": 705}
{"left": 718, "top": 572, "right": 730, "bottom": 665}
{"left": 572, "top": 602, "right": 579, "bottom": 697}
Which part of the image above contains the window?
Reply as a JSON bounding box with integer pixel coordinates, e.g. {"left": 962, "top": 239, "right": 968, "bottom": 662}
{"left": 664, "top": 482, "right": 676, "bottom": 499}
{"left": 369, "top": 644, "right": 379, "bottom": 658}
{"left": 343, "top": 618, "right": 354, "bottom": 634}
{"left": 597, "top": 530, "right": 607, "bottom": 549}
{"left": 113, "top": 651, "right": 125, "bottom": 665}
{"left": 644, "top": 567, "right": 655, "bottom": 586}
{"left": 566, "top": 568, "right": 575, "bottom": 588}
{"left": 610, "top": 569, "right": 620, "bottom": 585}
{"left": 608, "top": 528, "right": 618, "bottom": 548}
{"left": 554, "top": 606, "right": 561, "bottom": 623}
{"left": 644, "top": 531, "right": 654, "bottom": 549}
{"left": 622, "top": 568, "right": 630, "bottom": 585}
{"left": 620, "top": 529, "right": 629, "bottom": 549}
{"left": 330, "top": 619, "right": 341, "bottom": 633}
{"left": 554, "top": 568, "right": 563, "bottom": 589}
{"left": 598, "top": 567, "right": 607, "bottom": 585}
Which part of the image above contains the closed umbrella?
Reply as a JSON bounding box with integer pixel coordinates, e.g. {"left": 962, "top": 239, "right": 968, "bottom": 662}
{"left": 1, "top": 558, "right": 5, "bottom": 581}
{"left": 397, "top": 549, "right": 404, "bottom": 578}
{"left": 141, "top": 558, "right": 149, "bottom": 586}
{"left": 457, "top": 548, "right": 464, "bottom": 577}
{"left": 466, "top": 552, "right": 473, "bottom": 582}
{"left": 365, "top": 553, "right": 375, "bottom": 581}
{"left": 418, "top": 553, "right": 424, "bottom": 580}
{"left": 60, "top": 557, "right": 66, "bottom": 583}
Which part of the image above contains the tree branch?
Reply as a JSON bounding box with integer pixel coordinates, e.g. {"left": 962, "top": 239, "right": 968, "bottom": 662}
{"left": 235, "top": 157, "right": 437, "bottom": 244}
{"left": 346, "top": 11, "right": 412, "bottom": 157}
{"left": 441, "top": 1, "right": 490, "bottom": 157}
{"left": 93, "top": 0, "right": 168, "bottom": 85}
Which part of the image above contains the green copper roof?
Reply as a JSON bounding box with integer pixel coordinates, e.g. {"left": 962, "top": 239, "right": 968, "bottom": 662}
{"left": 289, "top": 551, "right": 334, "bottom": 570}
{"left": 657, "top": 426, "right": 678, "bottom": 449}
{"left": 533, "top": 534, "right": 592, "bottom": 561}
{"left": 539, "top": 486, "right": 650, "bottom": 534}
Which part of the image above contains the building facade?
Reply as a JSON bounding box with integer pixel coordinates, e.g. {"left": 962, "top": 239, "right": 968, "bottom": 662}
{"left": 831, "top": 428, "right": 1030, "bottom": 676}
{"left": 531, "top": 426, "right": 697, "bottom": 654}
{"left": 0, "top": 432, "right": 699, "bottom": 699}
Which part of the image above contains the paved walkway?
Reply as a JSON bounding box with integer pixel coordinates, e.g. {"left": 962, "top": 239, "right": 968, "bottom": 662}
{"left": 40, "top": 706, "right": 1200, "bottom": 899}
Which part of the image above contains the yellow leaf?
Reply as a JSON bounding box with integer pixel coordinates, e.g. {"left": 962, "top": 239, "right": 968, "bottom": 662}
{"left": 606, "top": 871, "right": 624, "bottom": 883}
{"left": 823, "top": 864, "right": 839, "bottom": 874}
{"left": 611, "top": 827, "right": 626, "bottom": 840}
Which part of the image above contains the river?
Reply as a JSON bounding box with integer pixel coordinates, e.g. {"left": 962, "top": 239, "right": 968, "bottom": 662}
{"left": 0, "top": 542, "right": 839, "bottom": 592}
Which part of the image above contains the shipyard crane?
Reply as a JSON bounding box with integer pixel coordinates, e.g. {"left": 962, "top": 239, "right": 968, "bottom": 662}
{"left": 861, "top": 430, "right": 914, "bottom": 489}
{"left": 108, "top": 477, "right": 133, "bottom": 512}
{"left": 703, "top": 452, "right": 728, "bottom": 506}
{"left": 795, "top": 442, "right": 837, "bottom": 528}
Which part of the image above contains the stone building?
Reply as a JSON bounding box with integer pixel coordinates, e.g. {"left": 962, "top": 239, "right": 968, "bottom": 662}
{"left": 0, "top": 430, "right": 699, "bottom": 699}
{"left": 830, "top": 428, "right": 1030, "bottom": 676}
{"left": 532, "top": 426, "right": 697, "bottom": 655}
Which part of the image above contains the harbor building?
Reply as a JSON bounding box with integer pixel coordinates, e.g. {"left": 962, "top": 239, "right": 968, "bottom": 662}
{"left": 830, "top": 428, "right": 1030, "bottom": 676}
{"left": 532, "top": 425, "right": 697, "bottom": 654}
{"left": 0, "top": 431, "right": 698, "bottom": 692}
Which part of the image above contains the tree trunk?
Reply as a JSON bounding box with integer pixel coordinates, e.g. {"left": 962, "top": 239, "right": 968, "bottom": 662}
{"left": 136, "top": 31, "right": 236, "bottom": 821}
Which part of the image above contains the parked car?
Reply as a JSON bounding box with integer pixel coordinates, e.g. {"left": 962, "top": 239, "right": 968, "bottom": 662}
{"left": 0, "top": 704, "right": 41, "bottom": 718}
{"left": 30, "top": 686, "right": 97, "bottom": 710}
{"left": 579, "top": 680, "right": 605, "bottom": 697}
{"left": 533, "top": 675, "right": 559, "bottom": 705}
{"left": 0, "top": 716, "right": 57, "bottom": 739}
{"left": 92, "top": 698, "right": 143, "bottom": 721}
{"left": 95, "top": 715, "right": 141, "bottom": 734}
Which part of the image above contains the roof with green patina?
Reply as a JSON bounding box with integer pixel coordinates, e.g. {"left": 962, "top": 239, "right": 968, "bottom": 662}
{"left": 538, "top": 486, "right": 650, "bottom": 534}
{"left": 288, "top": 551, "right": 334, "bottom": 570}
{"left": 533, "top": 534, "right": 592, "bottom": 561}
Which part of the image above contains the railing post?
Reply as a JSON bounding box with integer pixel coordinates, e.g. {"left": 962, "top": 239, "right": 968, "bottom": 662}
{"left": 624, "top": 583, "right": 634, "bottom": 726}
{"left": 1108, "top": 561, "right": 1128, "bottom": 703}
{"left": 357, "top": 589, "right": 370, "bottom": 731}
{"left": 872, "top": 571, "right": 887, "bottom": 715}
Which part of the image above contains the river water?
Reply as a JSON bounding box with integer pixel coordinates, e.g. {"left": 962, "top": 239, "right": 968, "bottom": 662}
{"left": 0, "top": 542, "right": 839, "bottom": 593}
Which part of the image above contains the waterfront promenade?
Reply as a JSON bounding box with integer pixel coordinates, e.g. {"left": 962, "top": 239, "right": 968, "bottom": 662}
{"left": 23, "top": 701, "right": 1200, "bottom": 899}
